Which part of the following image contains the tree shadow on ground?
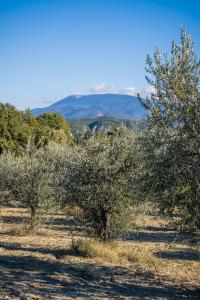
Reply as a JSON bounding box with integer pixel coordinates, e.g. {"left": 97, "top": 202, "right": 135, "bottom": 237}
{"left": 127, "top": 230, "right": 177, "bottom": 243}
{"left": 47, "top": 224, "right": 84, "bottom": 234}
{"left": 154, "top": 248, "right": 200, "bottom": 261}
{"left": 0, "top": 254, "right": 199, "bottom": 299}
{"left": 1, "top": 215, "right": 30, "bottom": 224}
{"left": 1, "top": 212, "right": 84, "bottom": 235}
{"left": 46, "top": 217, "right": 74, "bottom": 226}
{"left": 144, "top": 226, "right": 175, "bottom": 232}
{"left": 0, "top": 241, "right": 73, "bottom": 259}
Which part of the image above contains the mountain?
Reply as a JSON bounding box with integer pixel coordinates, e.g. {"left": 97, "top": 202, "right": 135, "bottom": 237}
{"left": 69, "top": 116, "right": 146, "bottom": 134}
{"left": 32, "top": 93, "right": 146, "bottom": 120}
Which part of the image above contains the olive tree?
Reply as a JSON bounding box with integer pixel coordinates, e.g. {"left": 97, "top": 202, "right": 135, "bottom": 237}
{"left": 0, "top": 146, "right": 58, "bottom": 230}
{"left": 140, "top": 28, "right": 200, "bottom": 240}
{"left": 57, "top": 128, "right": 138, "bottom": 241}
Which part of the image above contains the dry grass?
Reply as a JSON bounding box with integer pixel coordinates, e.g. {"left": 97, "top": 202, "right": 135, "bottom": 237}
{"left": 71, "top": 238, "right": 123, "bottom": 263}
{"left": 70, "top": 238, "right": 157, "bottom": 267}
{"left": 0, "top": 207, "right": 200, "bottom": 299}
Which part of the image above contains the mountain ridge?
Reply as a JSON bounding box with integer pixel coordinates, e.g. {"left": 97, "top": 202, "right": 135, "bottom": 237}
{"left": 32, "top": 93, "right": 146, "bottom": 120}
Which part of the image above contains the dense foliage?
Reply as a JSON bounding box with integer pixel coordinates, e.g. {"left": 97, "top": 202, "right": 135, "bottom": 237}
{"left": 140, "top": 28, "right": 200, "bottom": 240}
{"left": 0, "top": 146, "right": 60, "bottom": 229}
{"left": 0, "top": 104, "right": 72, "bottom": 154}
{"left": 52, "top": 128, "right": 139, "bottom": 240}
{"left": 0, "top": 104, "right": 30, "bottom": 154}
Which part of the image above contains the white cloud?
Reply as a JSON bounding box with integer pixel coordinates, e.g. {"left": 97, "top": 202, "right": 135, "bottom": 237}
{"left": 90, "top": 84, "right": 137, "bottom": 96}
{"left": 90, "top": 83, "right": 118, "bottom": 94}
{"left": 90, "top": 84, "right": 156, "bottom": 98}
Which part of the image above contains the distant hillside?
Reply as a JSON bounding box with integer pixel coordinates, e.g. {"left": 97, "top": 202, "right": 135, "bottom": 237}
{"left": 32, "top": 93, "right": 146, "bottom": 120}
{"left": 69, "top": 116, "right": 146, "bottom": 134}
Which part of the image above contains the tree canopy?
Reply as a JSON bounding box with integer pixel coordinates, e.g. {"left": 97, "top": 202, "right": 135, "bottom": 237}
{"left": 55, "top": 128, "right": 138, "bottom": 240}
{"left": 140, "top": 28, "right": 200, "bottom": 240}
{"left": 0, "top": 104, "right": 72, "bottom": 154}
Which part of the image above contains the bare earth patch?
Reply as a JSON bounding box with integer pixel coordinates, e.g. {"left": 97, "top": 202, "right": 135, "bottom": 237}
{"left": 0, "top": 208, "right": 199, "bottom": 299}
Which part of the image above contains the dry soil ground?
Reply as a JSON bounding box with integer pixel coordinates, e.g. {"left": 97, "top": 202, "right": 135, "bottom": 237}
{"left": 0, "top": 207, "right": 200, "bottom": 299}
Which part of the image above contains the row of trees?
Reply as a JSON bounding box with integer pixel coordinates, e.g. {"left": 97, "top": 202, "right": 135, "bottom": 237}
{"left": 0, "top": 128, "right": 138, "bottom": 240}
{"left": 0, "top": 29, "right": 199, "bottom": 242}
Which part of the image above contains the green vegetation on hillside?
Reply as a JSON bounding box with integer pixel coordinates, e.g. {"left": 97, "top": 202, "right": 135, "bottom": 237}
{"left": 0, "top": 105, "right": 72, "bottom": 154}
{"left": 69, "top": 116, "right": 146, "bottom": 134}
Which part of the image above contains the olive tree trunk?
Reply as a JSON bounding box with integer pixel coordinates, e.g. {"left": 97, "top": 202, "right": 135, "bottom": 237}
{"left": 30, "top": 206, "right": 37, "bottom": 231}
{"left": 98, "top": 210, "right": 112, "bottom": 241}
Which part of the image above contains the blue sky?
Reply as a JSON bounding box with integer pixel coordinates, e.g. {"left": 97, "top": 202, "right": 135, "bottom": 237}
{"left": 0, "top": 0, "right": 200, "bottom": 109}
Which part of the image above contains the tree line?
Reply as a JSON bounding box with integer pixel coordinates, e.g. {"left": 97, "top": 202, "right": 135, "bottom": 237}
{"left": 0, "top": 29, "right": 199, "bottom": 243}
{"left": 0, "top": 105, "right": 72, "bottom": 154}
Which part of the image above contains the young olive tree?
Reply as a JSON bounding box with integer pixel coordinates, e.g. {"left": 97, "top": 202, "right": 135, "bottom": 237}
{"left": 58, "top": 128, "right": 138, "bottom": 241}
{"left": 140, "top": 28, "right": 200, "bottom": 240}
{"left": 0, "top": 146, "right": 57, "bottom": 230}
